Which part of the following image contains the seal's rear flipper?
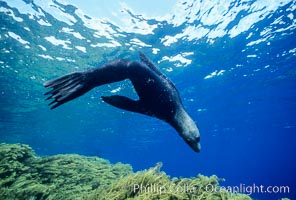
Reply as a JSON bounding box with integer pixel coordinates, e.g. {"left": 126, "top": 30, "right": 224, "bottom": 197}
{"left": 44, "top": 72, "right": 93, "bottom": 109}
{"left": 102, "top": 95, "right": 146, "bottom": 115}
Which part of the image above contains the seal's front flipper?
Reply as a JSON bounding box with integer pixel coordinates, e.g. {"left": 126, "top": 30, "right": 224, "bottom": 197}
{"left": 44, "top": 72, "right": 93, "bottom": 109}
{"left": 139, "top": 51, "right": 169, "bottom": 81}
{"left": 102, "top": 95, "right": 146, "bottom": 115}
{"left": 139, "top": 52, "right": 157, "bottom": 70}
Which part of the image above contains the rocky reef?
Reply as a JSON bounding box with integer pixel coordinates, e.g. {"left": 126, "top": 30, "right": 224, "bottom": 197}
{"left": 0, "top": 143, "right": 251, "bottom": 200}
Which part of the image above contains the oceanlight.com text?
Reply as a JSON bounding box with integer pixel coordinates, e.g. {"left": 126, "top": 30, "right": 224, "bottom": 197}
{"left": 206, "top": 183, "right": 290, "bottom": 196}
{"left": 132, "top": 183, "right": 290, "bottom": 196}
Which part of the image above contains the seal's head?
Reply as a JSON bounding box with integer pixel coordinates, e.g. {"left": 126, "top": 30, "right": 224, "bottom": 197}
{"left": 171, "top": 108, "right": 201, "bottom": 152}
{"left": 181, "top": 124, "right": 201, "bottom": 152}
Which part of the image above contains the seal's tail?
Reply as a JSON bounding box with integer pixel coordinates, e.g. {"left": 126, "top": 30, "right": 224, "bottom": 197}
{"left": 44, "top": 71, "right": 92, "bottom": 109}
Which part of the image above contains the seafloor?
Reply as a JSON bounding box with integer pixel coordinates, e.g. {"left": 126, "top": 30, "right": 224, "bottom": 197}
{"left": 0, "top": 143, "right": 253, "bottom": 199}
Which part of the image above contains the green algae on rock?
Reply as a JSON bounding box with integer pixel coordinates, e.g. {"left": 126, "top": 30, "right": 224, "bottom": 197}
{"left": 0, "top": 143, "right": 252, "bottom": 200}
{"left": 90, "top": 163, "right": 251, "bottom": 200}
{"left": 0, "top": 143, "right": 132, "bottom": 199}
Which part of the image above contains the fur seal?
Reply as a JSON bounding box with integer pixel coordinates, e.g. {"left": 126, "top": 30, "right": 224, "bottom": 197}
{"left": 44, "top": 52, "right": 201, "bottom": 152}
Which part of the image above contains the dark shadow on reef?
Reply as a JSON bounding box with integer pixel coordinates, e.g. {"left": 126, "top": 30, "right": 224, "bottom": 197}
{"left": 0, "top": 143, "right": 251, "bottom": 200}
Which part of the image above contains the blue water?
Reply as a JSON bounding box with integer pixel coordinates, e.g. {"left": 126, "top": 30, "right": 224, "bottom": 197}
{"left": 1, "top": 0, "right": 295, "bottom": 199}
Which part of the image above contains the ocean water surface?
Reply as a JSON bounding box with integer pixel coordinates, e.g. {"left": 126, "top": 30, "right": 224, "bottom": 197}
{"left": 0, "top": 0, "right": 296, "bottom": 199}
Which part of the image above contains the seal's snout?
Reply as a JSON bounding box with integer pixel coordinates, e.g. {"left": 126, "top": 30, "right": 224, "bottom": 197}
{"left": 195, "top": 141, "right": 201, "bottom": 152}
{"left": 191, "top": 138, "right": 201, "bottom": 152}
{"left": 183, "top": 135, "right": 201, "bottom": 153}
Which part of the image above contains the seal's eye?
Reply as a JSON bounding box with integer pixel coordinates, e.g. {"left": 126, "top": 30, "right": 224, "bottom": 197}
{"left": 196, "top": 137, "right": 200, "bottom": 142}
